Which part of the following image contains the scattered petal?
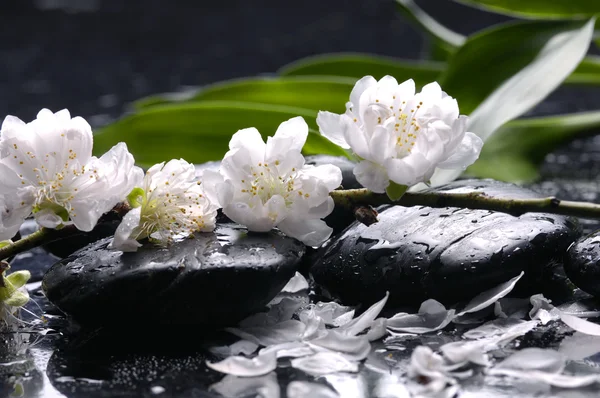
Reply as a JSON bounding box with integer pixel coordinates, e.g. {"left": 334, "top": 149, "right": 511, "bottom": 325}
{"left": 494, "top": 297, "right": 530, "bottom": 319}
{"left": 340, "top": 292, "right": 389, "bottom": 336}
{"left": 488, "top": 368, "right": 600, "bottom": 388}
{"left": 309, "top": 330, "right": 371, "bottom": 361}
{"left": 287, "top": 381, "right": 339, "bottom": 398}
{"left": 225, "top": 320, "right": 306, "bottom": 346}
{"left": 494, "top": 348, "right": 565, "bottom": 373}
{"left": 559, "top": 332, "right": 600, "bottom": 360}
{"left": 557, "top": 299, "right": 600, "bottom": 318}
{"left": 291, "top": 352, "right": 359, "bottom": 376}
{"left": 387, "top": 299, "right": 455, "bottom": 334}
{"left": 309, "top": 301, "right": 355, "bottom": 327}
{"left": 456, "top": 272, "right": 524, "bottom": 316}
{"left": 209, "top": 372, "right": 280, "bottom": 398}
{"left": 560, "top": 313, "right": 600, "bottom": 336}
{"left": 206, "top": 351, "right": 277, "bottom": 377}
{"left": 440, "top": 340, "right": 490, "bottom": 367}
{"left": 259, "top": 342, "right": 314, "bottom": 359}
{"left": 365, "top": 318, "right": 388, "bottom": 342}
{"left": 209, "top": 340, "right": 259, "bottom": 357}
{"left": 281, "top": 272, "right": 309, "bottom": 293}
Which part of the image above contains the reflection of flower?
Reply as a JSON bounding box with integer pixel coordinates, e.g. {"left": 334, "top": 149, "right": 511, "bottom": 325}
{"left": 209, "top": 117, "right": 342, "bottom": 246}
{"left": 317, "top": 76, "right": 483, "bottom": 194}
{"left": 0, "top": 109, "right": 143, "bottom": 240}
{"left": 112, "top": 159, "right": 219, "bottom": 251}
{"left": 407, "top": 346, "right": 459, "bottom": 398}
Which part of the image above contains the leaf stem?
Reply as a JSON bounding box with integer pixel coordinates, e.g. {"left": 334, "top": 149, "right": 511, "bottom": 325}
{"left": 330, "top": 188, "right": 600, "bottom": 220}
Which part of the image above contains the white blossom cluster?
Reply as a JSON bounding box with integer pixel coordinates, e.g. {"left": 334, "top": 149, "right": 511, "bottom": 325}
{"left": 0, "top": 76, "right": 483, "bottom": 253}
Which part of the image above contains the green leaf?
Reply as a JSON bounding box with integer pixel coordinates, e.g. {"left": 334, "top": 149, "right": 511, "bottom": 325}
{"left": 441, "top": 19, "right": 595, "bottom": 117}
{"left": 567, "top": 55, "right": 600, "bottom": 84}
{"left": 468, "top": 110, "right": 600, "bottom": 181}
{"left": 94, "top": 101, "right": 348, "bottom": 167}
{"left": 386, "top": 182, "right": 409, "bottom": 201}
{"left": 433, "top": 19, "right": 595, "bottom": 185}
{"left": 134, "top": 76, "right": 356, "bottom": 114}
{"left": 454, "top": 0, "right": 600, "bottom": 19}
{"left": 278, "top": 53, "right": 444, "bottom": 86}
{"left": 395, "top": 0, "right": 465, "bottom": 60}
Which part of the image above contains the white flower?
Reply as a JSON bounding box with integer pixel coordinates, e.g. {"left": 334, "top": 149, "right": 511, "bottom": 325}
{"left": 317, "top": 76, "right": 483, "bottom": 194}
{"left": 0, "top": 109, "right": 143, "bottom": 240}
{"left": 111, "top": 158, "right": 219, "bottom": 251}
{"left": 210, "top": 116, "right": 342, "bottom": 247}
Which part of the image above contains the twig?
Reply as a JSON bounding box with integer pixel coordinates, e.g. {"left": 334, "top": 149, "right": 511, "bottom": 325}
{"left": 330, "top": 188, "right": 600, "bottom": 219}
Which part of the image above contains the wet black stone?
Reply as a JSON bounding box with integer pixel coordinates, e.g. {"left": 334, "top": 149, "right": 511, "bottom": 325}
{"left": 42, "top": 223, "right": 304, "bottom": 328}
{"left": 564, "top": 231, "right": 600, "bottom": 297}
{"left": 311, "top": 179, "right": 581, "bottom": 307}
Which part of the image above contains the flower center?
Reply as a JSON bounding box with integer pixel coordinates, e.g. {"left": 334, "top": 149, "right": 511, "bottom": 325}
{"left": 136, "top": 185, "right": 207, "bottom": 244}
{"left": 240, "top": 162, "right": 305, "bottom": 206}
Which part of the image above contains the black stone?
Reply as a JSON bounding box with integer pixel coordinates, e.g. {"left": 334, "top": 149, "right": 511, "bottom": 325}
{"left": 311, "top": 179, "right": 581, "bottom": 307}
{"left": 564, "top": 231, "right": 600, "bottom": 297}
{"left": 42, "top": 223, "right": 304, "bottom": 328}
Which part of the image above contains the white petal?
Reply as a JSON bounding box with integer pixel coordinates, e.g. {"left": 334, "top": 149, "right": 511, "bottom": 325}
{"left": 281, "top": 272, "right": 309, "bottom": 293}
{"left": 228, "top": 127, "right": 266, "bottom": 165}
{"left": 290, "top": 352, "right": 359, "bottom": 376}
{"left": 560, "top": 313, "right": 600, "bottom": 336}
{"left": 209, "top": 340, "right": 259, "bottom": 357}
{"left": 349, "top": 76, "right": 377, "bottom": 115}
{"left": 277, "top": 218, "right": 332, "bottom": 247}
{"left": 299, "top": 308, "right": 326, "bottom": 340}
{"left": 353, "top": 160, "right": 389, "bottom": 193}
{"left": 365, "top": 318, "right": 388, "bottom": 342}
{"left": 309, "top": 302, "right": 355, "bottom": 327}
{"left": 110, "top": 207, "right": 143, "bottom": 252}
{"left": 1, "top": 115, "right": 25, "bottom": 137}
{"left": 287, "top": 381, "right": 339, "bottom": 398}
{"left": 343, "top": 120, "right": 371, "bottom": 160}
{"left": 223, "top": 202, "right": 274, "bottom": 232}
{"left": 0, "top": 190, "right": 34, "bottom": 240}
{"left": 259, "top": 342, "right": 314, "bottom": 359}
{"left": 209, "top": 373, "right": 280, "bottom": 398}
{"left": 387, "top": 299, "right": 455, "bottom": 334}
{"left": 269, "top": 116, "right": 308, "bottom": 154}
{"left": 300, "top": 164, "right": 342, "bottom": 192}
{"left": 384, "top": 154, "right": 431, "bottom": 187}
{"left": 206, "top": 351, "right": 277, "bottom": 377}
{"left": 309, "top": 330, "right": 371, "bottom": 361}
{"left": 225, "top": 319, "right": 306, "bottom": 346}
{"left": 317, "top": 111, "right": 350, "bottom": 149}
{"left": 558, "top": 332, "right": 600, "bottom": 361}
{"left": 494, "top": 347, "right": 565, "bottom": 373}
{"left": 489, "top": 368, "right": 600, "bottom": 388}
{"left": 339, "top": 292, "right": 388, "bottom": 336}
{"left": 437, "top": 131, "right": 483, "bottom": 170}
{"left": 369, "top": 126, "right": 395, "bottom": 165}
{"left": 455, "top": 272, "right": 524, "bottom": 317}
{"left": 440, "top": 340, "right": 490, "bottom": 366}
{"left": 198, "top": 169, "right": 224, "bottom": 207}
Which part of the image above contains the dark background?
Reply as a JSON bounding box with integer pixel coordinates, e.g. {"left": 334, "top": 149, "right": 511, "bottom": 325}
{"left": 0, "top": 0, "right": 513, "bottom": 126}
